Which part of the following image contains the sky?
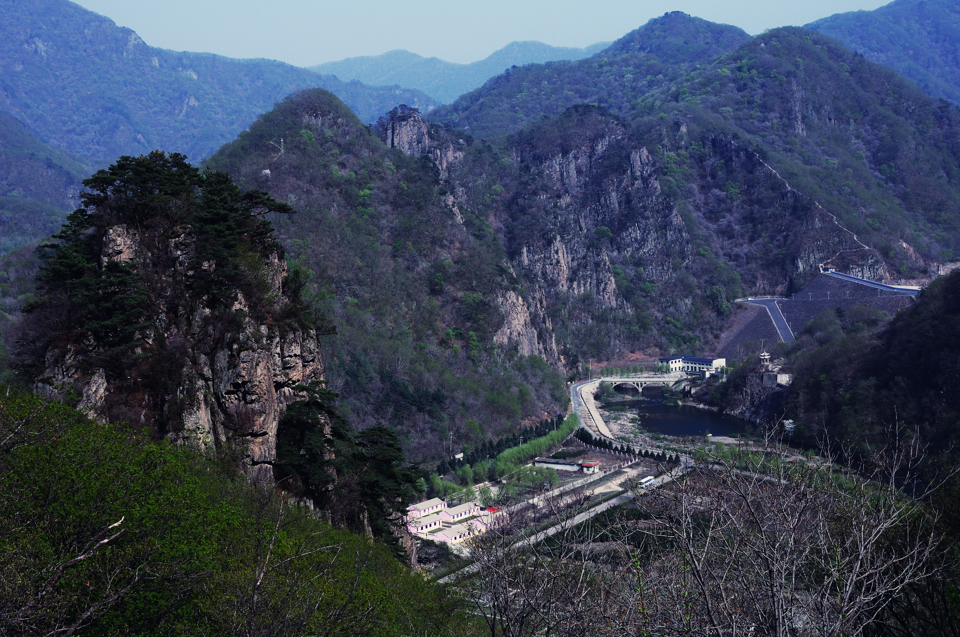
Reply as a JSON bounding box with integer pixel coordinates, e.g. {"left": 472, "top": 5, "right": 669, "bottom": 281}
{"left": 71, "top": 0, "right": 892, "bottom": 67}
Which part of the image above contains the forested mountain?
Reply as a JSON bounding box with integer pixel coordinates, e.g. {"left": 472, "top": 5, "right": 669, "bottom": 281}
{"left": 0, "top": 0, "right": 436, "bottom": 162}
{"left": 182, "top": 17, "right": 960, "bottom": 458}
{"left": 808, "top": 0, "right": 960, "bottom": 105}
{"left": 430, "top": 12, "right": 751, "bottom": 139}
{"left": 8, "top": 5, "right": 960, "bottom": 634}
{"left": 6, "top": 6, "right": 960, "bottom": 464}
{"left": 310, "top": 40, "right": 610, "bottom": 104}
{"left": 432, "top": 21, "right": 960, "bottom": 271}
{"left": 780, "top": 269, "right": 960, "bottom": 451}
{"left": 205, "top": 91, "right": 568, "bottom": 462}
{"left": 0, "top": 110, "right": 93, "bottom": 255}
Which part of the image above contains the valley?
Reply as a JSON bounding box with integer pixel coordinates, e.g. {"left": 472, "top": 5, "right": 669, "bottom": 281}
{"left": 3, "top": 0, "right": 960, "bottom": 634}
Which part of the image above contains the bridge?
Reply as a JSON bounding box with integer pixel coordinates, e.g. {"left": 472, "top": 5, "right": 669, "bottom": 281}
{"left": 606, "top": 376, "right": 673, "bottom": 393}
{"left": 573, "top": 375, "right": 683, "bottom": 440}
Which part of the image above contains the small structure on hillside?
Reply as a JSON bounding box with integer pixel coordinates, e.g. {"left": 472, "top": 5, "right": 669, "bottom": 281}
{"left": 763, "top": 372, "right": 793, "bottom": 388}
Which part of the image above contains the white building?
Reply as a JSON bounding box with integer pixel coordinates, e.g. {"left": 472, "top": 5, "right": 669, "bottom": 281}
{"left": 659, "top": 355, "right": 725, "bottom": 377}
{"left": 406, "top": 498, "right": 447, "bottom": 519}
{"left": 439, "top": 501, "right": 480, "bottom": 523}
{"left": 533, "top": 458, "right": 603, "bottom": 473}
{"left": 533, "top": 458, "right": 583, "bottom": 472}
{"left": 407, "top": 512, "right": 444, "bottom": 535}
{"left": 433, "top": 522, "right": 484, "bottom": 544}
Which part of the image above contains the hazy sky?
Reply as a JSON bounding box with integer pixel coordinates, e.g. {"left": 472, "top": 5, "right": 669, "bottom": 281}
{"left": 71, "top": 0, "right": 891, "bottom": 67}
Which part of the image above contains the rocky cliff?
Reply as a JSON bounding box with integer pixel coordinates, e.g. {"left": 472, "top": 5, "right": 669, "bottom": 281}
{"left": 380, "top": 104, "right": 882, "bottom": 369}
{"left": 22, "top": 152, "right": 323, "bottom": 483}
{"left": 38, "top": 224, "right": 322, "bottom": 481}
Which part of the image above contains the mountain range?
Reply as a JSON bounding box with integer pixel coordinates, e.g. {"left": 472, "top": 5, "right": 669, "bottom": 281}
{"left": 5, "top": 1, "right": 960, "bottom": 457}
{"left": 190, "top": 11, "right": 960, "bottom": 459}
{"left": 309, "top": 40, "right": 610, "bottom": 104}
{"left": 7, "top": 2, "right": 960, "bottom": 631}
{"left": 807, "top": 0, "right": 960, "bottom": 105}
{"left": 0, "top": 0, "right": 436, "bottom": 163}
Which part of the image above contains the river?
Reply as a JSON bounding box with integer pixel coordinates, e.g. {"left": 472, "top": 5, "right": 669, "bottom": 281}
{"left": 608, "top": 400, "right": 752, "bottom": 438}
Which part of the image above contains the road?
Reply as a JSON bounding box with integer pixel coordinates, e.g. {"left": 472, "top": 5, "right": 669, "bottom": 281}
{"left": 571, "top": 374, "right": 683, "bottom": 439}
{"left": 438, "top": 459, "right": 691, "bottom": 583}
{"left": 738, "top": 297, "right": 795, "bottom": 343}
{"left": 823, "top": 271, "right": 919, "bottom": 294}
{"left": 518, "top": 458, "right": 690, "bottom": 546}
{"left": 439, "top": 382, "right": 692, "bottom": 583}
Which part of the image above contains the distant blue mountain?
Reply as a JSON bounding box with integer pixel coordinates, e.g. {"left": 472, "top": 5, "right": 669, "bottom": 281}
{"left": 808, "top": 0, "right": 960, "bottom": 104}
{"left": 0, "top": 0, "right": 437, "bottom": 162}
{"left": 309, "top": 40, "right": 610, "bottom": 104}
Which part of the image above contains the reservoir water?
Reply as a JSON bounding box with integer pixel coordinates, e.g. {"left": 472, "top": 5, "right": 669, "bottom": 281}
{"left": 611, "top": 401, "right": 752, "bottom": 438}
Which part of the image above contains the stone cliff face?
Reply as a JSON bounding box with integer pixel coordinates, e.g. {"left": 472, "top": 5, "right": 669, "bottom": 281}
{"left": 377, "top": 106, "right": 432, "bottom": 158}
{"left": 376, "top": 105, "right": 887, "bottom": 368}
{"left": 36, "top": 223, "right": 323, "bottom": 484}
{"left": 501, "top": 111, "right": 693, "bottom": 364}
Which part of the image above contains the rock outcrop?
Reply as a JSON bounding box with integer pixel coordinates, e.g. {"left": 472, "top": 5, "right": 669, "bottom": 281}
{"left": 722, "top": 355, "right": 791, "bottom": 425}
{"left": 377, "top": 105, "right": 431, "bottom": 157}
{"left": 28, "top": 151, "right": 325, "bottom": 485}
{"left": 37, "top": 221, "right": 323, "bottom": 482}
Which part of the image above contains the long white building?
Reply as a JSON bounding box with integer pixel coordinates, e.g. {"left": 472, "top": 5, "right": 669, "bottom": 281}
{"left": 659, "top": 355, "right": 725, "bottom": 377}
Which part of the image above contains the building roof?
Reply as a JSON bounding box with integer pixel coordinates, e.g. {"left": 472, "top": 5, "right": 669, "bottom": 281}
{"left": 408, "top": 497, "right": 445, "bottom": 513}
{"left": 409, "top": 512, "right": 444, "bottom": 528}
{"left": 439, "top": 523, "right": 469, "bottom": 536}
{"left": 446, "top": 502, "right": 479, "bottom": 516}
{"left": 534, "top": 457, "right": 581, "bottom": 466}
{"left": 659, "top": 355, "right": 720, "bottom": 364}
{"left": 580, "top": 461, "right": 601, "bottom": 467}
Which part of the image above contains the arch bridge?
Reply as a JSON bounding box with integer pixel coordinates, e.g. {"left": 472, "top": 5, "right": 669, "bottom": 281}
{"left": 602, "top": 376, "right": 673, "bottom": 393}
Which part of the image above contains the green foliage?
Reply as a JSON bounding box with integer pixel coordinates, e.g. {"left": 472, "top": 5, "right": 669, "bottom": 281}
{"left": 13, "top": 152, "right": 322, "bottom": 433}
{"left": 275, "top": 381, "right": 353, "bottom": 503}
{"left": 492, "top": 414, "right": 579, "bottom": 478}
{"left": 498, "top": 465, "right": 558, "bottom": 498}
{"left": 205, "top": 90, "right": 567, "bottom": 463}
{"left": 784, "top": 271, "right": 960, "bottom": 455}
{"left": 277, "top": 382, "right": 424, "bottom": 552}
{"left": 809, "top": 0, "right": 960, "bottom": 105}
{"left": 0, "top": 387, "right": 472, "bottom": 636}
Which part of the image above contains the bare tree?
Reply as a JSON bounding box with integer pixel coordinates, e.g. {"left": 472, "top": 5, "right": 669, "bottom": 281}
{"left": 458, "top": 488, "right": 633, "bottom": 637}
{"left": 622, "top": 434, "right": 944, "bottom": 636}
{"left": 222, "top": 487, "right": 398, "bottom": 637}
